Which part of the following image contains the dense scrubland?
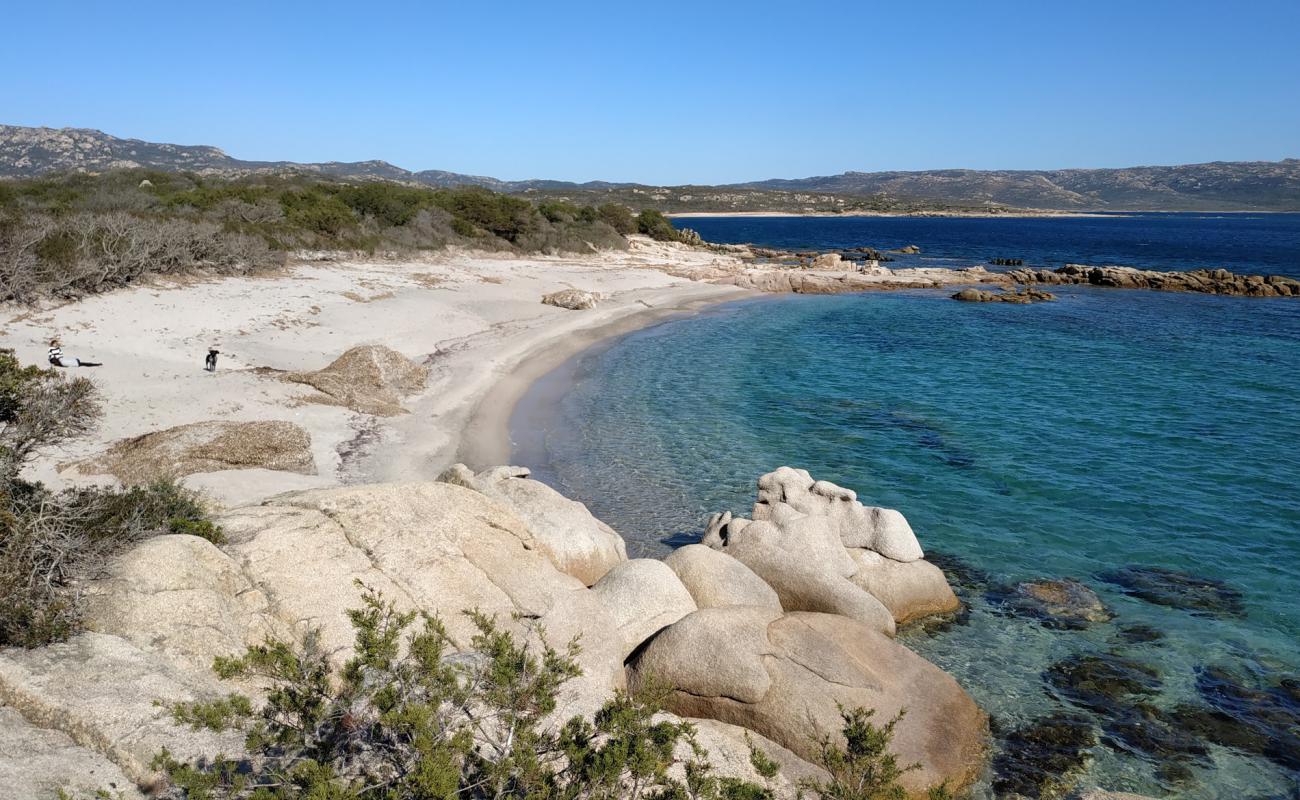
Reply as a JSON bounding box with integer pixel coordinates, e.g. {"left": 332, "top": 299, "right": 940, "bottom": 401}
{"left": 0, "top": 170, "right": 688, "bottom": 303}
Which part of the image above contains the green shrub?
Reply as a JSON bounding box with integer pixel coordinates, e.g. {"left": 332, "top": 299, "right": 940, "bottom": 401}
{"left": 598, "top": 203, "right": 636, "bottom": 234}
{"left": 1, "top": 171, "right": 645, "bottom": 303}
{"left": 157, "top": 588, "right": 946, "bottom": 800}
{"left": 0, "top": 349, "right": 226, "bottom": 647}
{"left": 156, "top": 586, "right": 777, "bottom": 800}
{"left": 635, "top": 209, "right": 681, "bottom": 242}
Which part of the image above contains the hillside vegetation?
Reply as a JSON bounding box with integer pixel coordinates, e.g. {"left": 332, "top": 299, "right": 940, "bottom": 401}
{"left": 4, "top": 125, "right": 1298, "bottom": 211}
{"left": 0, "top": 170, "right": 680, "bottom": 303}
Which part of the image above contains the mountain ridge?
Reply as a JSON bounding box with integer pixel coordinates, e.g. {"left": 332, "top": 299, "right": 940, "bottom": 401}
{"left": 3, "top": 124, "right": 1298, "bottom": 211}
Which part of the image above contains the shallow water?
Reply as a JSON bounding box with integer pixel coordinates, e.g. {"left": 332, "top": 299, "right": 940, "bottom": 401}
{"left": 512, "top": 286, "right": 1300, "bottom": 798}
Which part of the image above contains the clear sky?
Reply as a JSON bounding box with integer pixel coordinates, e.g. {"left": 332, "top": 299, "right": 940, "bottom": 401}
{"left": 3, "top": 0, "right": 1298, "bottom": 184}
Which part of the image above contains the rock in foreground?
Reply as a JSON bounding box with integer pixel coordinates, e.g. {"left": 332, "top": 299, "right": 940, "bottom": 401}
{"left": 629, "top": 607, "right": 987, "bottom": 796}
{"left": 438, "top": 463, "right": 628, "bottom": 585}
{"left": 72, "top": 419, "right": 315, "bottom": 482}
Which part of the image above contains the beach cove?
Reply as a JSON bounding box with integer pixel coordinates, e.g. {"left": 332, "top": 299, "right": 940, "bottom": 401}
{"left": 1, "top": 226, "right": 1296, "bottom": 800}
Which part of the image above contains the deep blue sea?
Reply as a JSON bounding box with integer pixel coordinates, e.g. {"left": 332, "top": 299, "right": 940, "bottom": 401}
{"left": 511, "top": 214, "right": 1300, "bottom": 798}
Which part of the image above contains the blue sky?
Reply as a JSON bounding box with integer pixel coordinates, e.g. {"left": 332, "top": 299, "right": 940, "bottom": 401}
{"left": 3, "top": 0, "right": 1298, "bottom": 183}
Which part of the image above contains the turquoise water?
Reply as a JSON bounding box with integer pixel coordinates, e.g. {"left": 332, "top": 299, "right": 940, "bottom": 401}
{"left": 512, "top": 287, "right": 1300, "bottom": 798}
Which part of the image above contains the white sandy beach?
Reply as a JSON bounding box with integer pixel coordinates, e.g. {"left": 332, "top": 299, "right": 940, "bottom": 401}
{"left": 0, "top": 238, "right": 752, "bottom": 508}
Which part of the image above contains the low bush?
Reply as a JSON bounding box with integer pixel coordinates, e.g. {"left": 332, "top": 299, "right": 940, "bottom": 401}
{"left": 156, "top": 587, "right": 952, "bottom": 800}
{"left": 0, "top": 349, "right": 225, "bottom": 647}
{"left": 0, "top": 171, "right": 650, "bottom": 303}
{"left": 635, "top": 209, "right": 682, "bottom": 243}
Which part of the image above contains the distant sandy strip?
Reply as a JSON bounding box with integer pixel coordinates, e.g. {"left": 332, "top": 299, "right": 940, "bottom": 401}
{"left": 0, "top": 238, "right": 751, "bottom": 508}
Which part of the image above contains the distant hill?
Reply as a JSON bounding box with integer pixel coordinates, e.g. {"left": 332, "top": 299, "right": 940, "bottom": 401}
{"left": 3, "top": 125, "right": 1298, "bottom": 211}
{"left": 737, "top": 161, "right": 1300, "bottom": 211}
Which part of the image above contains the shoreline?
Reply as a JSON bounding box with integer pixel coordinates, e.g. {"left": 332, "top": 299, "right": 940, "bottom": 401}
{"left": 0, "top": 239, "right": 755, "bottom": 507}
{"left": 452, "top": 285, "right": 750, "bottom": 470}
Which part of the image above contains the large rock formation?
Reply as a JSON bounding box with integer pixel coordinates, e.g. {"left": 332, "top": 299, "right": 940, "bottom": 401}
{"left": 286, "top": 344, "right": 429, "bottom": 416}
{"left": 663, "top": 544, "right": 782, "bottom": 611}
{"left": 438, "top": 464, "right": 628, "bottom": 585}
{"left": 0, "top": 704, "right": 142, "bottom": 800}
{"left": 71, "top": 419, "right": 316, "bottom": 483}
{"left": 1007, "top": 264, "right": 1300, "bottom": 297}
{"left": 628, "top": 607, "right": 987, "bottom": 797}
{"left": 702, "top": 468, "right": 958, "bottom": 628}
{"left": 0, "top": 469, "right": 983, "bottom": 798}
{"left": 589, "top": 559, "right": 696, "bottom": 658}
{"left": 439, "top": 463, "right": 626, "bottom": 582}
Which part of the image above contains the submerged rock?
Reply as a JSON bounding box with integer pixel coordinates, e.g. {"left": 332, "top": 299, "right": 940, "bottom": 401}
{"left": 72, "top": 419, "right": 316, "bottom": 482}
{"left": 541, "top": 288, "right": 600, "bottom": 310}
{"left": 1096, "top": 566, "right": 1245, "bottom": 617}
{"left": 996, "top": 578, "right": 1114, "bottom": 630}
{"left": 991, "top": 711, "right": 1098, "bottom": 799}
{"left": 1115, "top": 624, "right": 1166, "bottom": 645}
{"left": 1193, "top": 664, "right": 1300, "bottom": 770}
{"left": 1045, "top": 652, "right": 1162, "bottom": 714}
{"left": 1099, "top": 702, "right": 1209, "bottom": 766}
{"left": 286, "top": 344, "right": 429, "bottom": 416}
{"left": 628, "top": 607, "right": 987, "bottom": 796}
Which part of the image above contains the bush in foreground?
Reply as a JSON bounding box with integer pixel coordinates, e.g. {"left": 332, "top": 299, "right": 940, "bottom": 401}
{"left": 0, "top": 348, "right": 224, "bottom": 646}
{"left": 156, "top": 587, "right": 952, "bottom": 800}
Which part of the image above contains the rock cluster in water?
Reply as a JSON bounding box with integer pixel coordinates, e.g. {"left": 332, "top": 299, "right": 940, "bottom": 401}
{"left": 0, "top": 467, "right": 985, "bottom": 799}
{"left": 952, "top": 286, "right": 1058, "bottom": 303}
{"left": 1007, "top": 264, "right": 1300, "bottom": 297}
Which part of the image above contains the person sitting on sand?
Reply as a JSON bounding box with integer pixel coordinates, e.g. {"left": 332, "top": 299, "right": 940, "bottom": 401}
{"left": 47, "top": 338, "right": 102, "bottom": 368}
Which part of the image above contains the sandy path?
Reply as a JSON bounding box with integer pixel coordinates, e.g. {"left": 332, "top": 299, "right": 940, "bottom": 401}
{"left": 0, "top": 239, "right": 750, "bottom": 507}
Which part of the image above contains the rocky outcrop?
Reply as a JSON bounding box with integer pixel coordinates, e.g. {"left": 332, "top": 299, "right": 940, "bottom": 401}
{"left": 1007, "top": 264, "right": 1300, "bottom": 297}
{"left": 703, "top": 468, "right": 957, "bottom": 629}
{"left": 0, "top": 704, "right": 143, "bottom": 800}
{"left": 663, "top": 544, "right": 782, "bottom": 611}
{"left": 628, "top": 607, "right": 987, "bottom": 797}
{"left": 286, "top": 344, "right": 429, "bottom": 416}
{"left": 847, "top": 550, "right": 960, "bottom": 625}
{"left": 81, "top": 535, "right": 289, "bottom": 674}
{"left": 589, "top": 559, "right": 696, "bottom": 658}
{"left": 0, "top": 633, "right": 246, "bottom": 786}
{"left": 542, "top": 288, "right": 600, "bottom": 310}
{"left": 952, "top": 286, "right": 1057, "bottom": 303}
{"left": 438, "top": 464, "right": 628, "bottom": 585}
{"left": 71, "top": 419, "right": 315, "bottom": 482}
{"left": 220, "top": 482, "right": 628, "bottom": 716}
{"left": 0, "top": 471, "right": 983, "bottom": 798}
